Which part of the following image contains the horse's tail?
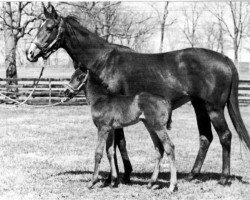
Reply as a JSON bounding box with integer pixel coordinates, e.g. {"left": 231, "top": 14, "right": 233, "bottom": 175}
{"left": 227, "top": 57, "right": 250, "bottom": 150}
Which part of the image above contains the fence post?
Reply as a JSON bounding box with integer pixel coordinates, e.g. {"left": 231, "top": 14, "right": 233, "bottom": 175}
{"left": 49, "top": 78, "right": 51, "bottom": 105}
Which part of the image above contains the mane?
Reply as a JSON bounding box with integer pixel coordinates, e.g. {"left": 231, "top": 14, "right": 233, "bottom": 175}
{"left": 63, "top": 15, "right": 80, "bottom": 25}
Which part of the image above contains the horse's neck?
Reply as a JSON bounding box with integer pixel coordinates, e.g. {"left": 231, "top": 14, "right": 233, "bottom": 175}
{"left": 62, "top": 23, "right": 112, "bottom": 69}
{"left": 62, "top": 20, "right": 132, "bottom": 72}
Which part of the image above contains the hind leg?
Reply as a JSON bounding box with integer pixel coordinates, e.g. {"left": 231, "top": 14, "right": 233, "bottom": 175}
{"left": 106, "top": 130, "right": 119, "bottom": 188}
{"left": 116, "top": 128, "right": 133, "bottom": 183}
{"left": 155, "top": 127, "right": 177, "bottom": 192}
{"left": 207, "top": 106, "right": 232, "bottom": 185}
{"left": 142, "top": 120, "right": 164, "bottom": 189}
{"left": 103, "top": 128, "right": 132, "bottom": 186}
{"left": 188, "top": 98, "right": 213, "bottom": 180}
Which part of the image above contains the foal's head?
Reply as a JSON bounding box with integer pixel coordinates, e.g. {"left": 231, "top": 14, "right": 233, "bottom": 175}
{"left": 64, "top": 68, "right": 88, "bottom": 98}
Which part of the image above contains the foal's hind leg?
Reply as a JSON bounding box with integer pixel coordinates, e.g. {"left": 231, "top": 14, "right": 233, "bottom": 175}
{"left": 207, "top": 107, "right": 232, "bottom": 185}
{"left": 188, "top": 98, "right": 213, "bottom": 181}
{"left": 106, "top": 130, "right": 119, "bottom": 187}
{"left": 155, "top": 127, "right": 177, "bottom": 192}
{"left": 142, "top": 120, "right": 164, "bottom": 189}
{"left": 116, "top": 128, "right": 133, "bottom": 183}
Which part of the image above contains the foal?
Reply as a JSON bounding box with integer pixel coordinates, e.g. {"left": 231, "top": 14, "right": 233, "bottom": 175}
{"left": 66, "top": 68, "right": 177, "bottom": 192}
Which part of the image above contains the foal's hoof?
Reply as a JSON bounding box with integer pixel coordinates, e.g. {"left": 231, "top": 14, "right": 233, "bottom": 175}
{"left": 87, "top": 182, "right": 95, "bottom": 190}
{"left": 109, "top": 178, "right": 119, "bottom": 188}
{"left": 186, "top": 172, "right": 199, "bottom": 181}
{"left": 218, "top": 177, "right": 230, "bottom": 186}
{"left": 147, "top": 181, "right": 156, "bottom": 189}
{"left": 167, "top": 185, "right": 178, "bottom": 194}
{"left": 100, "top": 176, "right": 111, "bottom": 188}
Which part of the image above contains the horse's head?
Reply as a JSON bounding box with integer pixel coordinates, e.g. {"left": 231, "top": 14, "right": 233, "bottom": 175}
{"left": 26, "top": 4, "right": 64, "bottom": 62}
{"left": 64, "top": 68, "right": 88, "bottom": 98}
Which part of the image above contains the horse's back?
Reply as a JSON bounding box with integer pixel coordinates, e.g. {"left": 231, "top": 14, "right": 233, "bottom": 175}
{"left": 114, "top": 48, "right": 234, "bottom": 105}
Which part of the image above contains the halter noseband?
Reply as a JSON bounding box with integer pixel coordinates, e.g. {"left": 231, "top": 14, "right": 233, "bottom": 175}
{"left": 34, "top": 18, "right": 64, "bottom": 57}
{"left": 65, "top": 70, "right": 89, "bottom": 96}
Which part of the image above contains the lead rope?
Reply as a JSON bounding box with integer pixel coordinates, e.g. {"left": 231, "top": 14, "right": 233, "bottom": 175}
{"left": 0, "top": 59, "right": 70, "bottom": 108}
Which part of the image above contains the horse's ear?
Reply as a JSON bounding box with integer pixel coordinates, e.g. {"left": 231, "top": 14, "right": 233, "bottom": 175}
{"left": 42, "top": 2, "right": 50, "bottom": 18}
{"left": 47, "top": 4, "right": 58, "bottom": 20}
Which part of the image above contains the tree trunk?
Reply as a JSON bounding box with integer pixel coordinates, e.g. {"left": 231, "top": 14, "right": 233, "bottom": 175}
{"left": 159, "top": 2, "right": 169, "bottom": 53}
{"left": 3, "top": 2, "right": 18, "bottom": 99}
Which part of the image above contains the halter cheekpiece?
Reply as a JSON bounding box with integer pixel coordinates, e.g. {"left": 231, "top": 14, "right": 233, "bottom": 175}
{"left": 34, "top": 18, "right": 64, "bottom": 56}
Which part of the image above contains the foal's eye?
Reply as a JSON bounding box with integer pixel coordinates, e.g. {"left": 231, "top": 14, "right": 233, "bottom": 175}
{"left": 46, "top": 27, "right": 53, "bottom": 32}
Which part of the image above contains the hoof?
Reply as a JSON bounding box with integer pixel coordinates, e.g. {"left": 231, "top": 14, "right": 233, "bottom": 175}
{"left": 100, "top": 176, "right": 111, "bottom": 188}
{"left": 218, "top": 177, "right": 230, "bottom": 186}
{"left": 122, "top": 176, "right": 132, "bottom": 184}
{"left": 186, "top": 172, "right": 199, "bottom": 181}
{"left": 109, "top": 178, "right": 119, "bottom": 188}
{"left": 167, "top": 185, "right": 178, "bottom": 194}
{"left": 87, "top": 182, "right": 94, "bottom": 190}
{"left": 147, "top": 181, "right": 156, "bottom": 189}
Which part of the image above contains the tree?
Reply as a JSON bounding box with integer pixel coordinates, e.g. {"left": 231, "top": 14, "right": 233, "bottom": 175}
{"left": 181, "top": 2, "right": 203, "bottom": 48}
{"left": 151, "top": 2, "right": 176, "bottom": 52}
{"left": 58, "top": 2, "right": 155, "bottom": 52}
{"left": 1, "top": 2, "right": 41, "bottom": 98}
{"left": 208, "top": 2, "right": 250, "bottom": 63}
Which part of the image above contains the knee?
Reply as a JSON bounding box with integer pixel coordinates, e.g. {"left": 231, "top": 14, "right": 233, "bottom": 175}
{"left": 220, "top": 131, "right": 232, "bottom": 146}
{"left": 107, "top": 148, "right": 115, "bottom": 160}
{"left": 200, "top": 135, "right": 213, "bottom": 147}
{"left": 95, "top": 150, "right": 103, "bottom": 161}
{"left": 155, "top": 147, "right": 164, "bottom": 160}
{"left": 165, "top": 143, "right": 175, "bottom": 156}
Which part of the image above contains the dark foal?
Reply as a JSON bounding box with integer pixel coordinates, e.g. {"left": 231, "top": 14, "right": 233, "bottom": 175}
{"left": 71, "top": 62, "right": 132, "bottom": 184}
{"left": 66, "top": 69, "right": 177, "bottom": 192}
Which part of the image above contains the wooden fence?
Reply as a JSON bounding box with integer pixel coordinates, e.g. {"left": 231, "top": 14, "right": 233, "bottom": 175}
{"left": 0, "top": 78, "right": 250, "bottom": 106}
{"left": 0, "top": 78, "right": 87, "bottom": 105}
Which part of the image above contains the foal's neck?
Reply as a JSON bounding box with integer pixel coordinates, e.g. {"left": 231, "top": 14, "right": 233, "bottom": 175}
{"left": 85, "top": 72, "right": 110, "bottom": 106}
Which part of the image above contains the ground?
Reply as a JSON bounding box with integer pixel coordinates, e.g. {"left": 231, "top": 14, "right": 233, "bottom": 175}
{"left": 0, "top": 104, "right": 249, "bottom": 200}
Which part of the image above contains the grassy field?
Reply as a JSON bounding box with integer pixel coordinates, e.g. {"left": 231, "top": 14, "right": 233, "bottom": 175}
{"left": 0, "top": 104, "right": 249, "bottom": 200}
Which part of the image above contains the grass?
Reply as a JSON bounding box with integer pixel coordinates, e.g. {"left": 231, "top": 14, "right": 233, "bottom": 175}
{"left": 0, "top": 104, "right": 249, "bottom": 200}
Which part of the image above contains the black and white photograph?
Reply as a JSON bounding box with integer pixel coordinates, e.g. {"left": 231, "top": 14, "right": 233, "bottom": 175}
{"left": 0, "top": 0, "right": 250, "bottom": 199}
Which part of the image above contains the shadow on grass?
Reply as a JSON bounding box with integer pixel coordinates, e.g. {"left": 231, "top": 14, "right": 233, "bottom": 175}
{"left": 55, "top": 170, "right": 249, "bottom": 185}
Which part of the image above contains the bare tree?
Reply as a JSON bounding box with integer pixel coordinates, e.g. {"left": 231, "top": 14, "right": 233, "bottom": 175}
{"left": 59, "top": 2, "right": 155, "bottom": 52}
{"left": 1, "top": 2, "right": 41, "bottom": 98}
{"left": 181, "top": 2, "right": 203, "bottom": 48}
{"left": 151, "top": 2, "right": 176, "bottom": 52}
{"left": 208, "top": 2, "right": 250, "bottom": 63}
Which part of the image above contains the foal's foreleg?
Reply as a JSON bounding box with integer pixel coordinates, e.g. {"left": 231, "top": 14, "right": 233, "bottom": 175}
{"left": 142, "top": 120, "right": 164, "bottom": 189}
{"left": 88, "top": 126, "right": 110, "bottom": 189}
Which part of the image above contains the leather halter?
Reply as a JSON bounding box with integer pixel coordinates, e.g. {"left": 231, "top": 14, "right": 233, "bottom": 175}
{"left": 65, "top": 70, "right": 89, "bottom": 95}
{"left": 34, "top": 18, "right": 64, "bottom": 56}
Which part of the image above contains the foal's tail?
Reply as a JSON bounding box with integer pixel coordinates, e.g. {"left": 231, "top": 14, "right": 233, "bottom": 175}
{"left": 227, "top": 57, "right": 250, "bottom": 150}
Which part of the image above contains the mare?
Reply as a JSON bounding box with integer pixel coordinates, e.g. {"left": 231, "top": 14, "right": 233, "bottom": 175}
{"left": 26, "top": 4, "right": 250, "bottom": 190}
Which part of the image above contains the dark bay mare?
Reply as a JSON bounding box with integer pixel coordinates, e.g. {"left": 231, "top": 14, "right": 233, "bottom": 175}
{"left": 27, "top": 5, "right": 250, "bottom": 190}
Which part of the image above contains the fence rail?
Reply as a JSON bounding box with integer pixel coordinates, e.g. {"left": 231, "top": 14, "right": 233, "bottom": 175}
{"left": 0, "top": 78, "right": 86, "bottom": 105}
{"left": 1, "top": 78, "right": 250, "bottom": 106}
